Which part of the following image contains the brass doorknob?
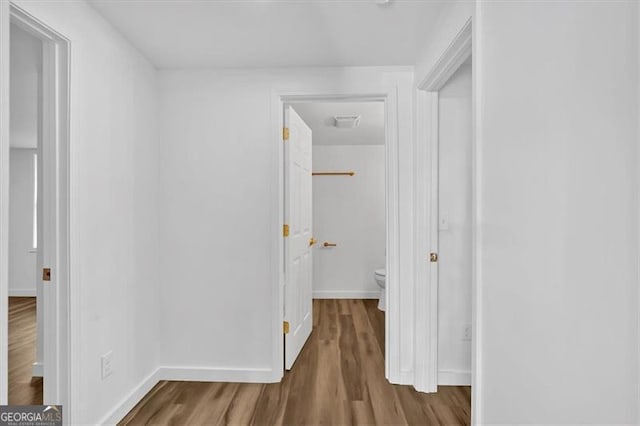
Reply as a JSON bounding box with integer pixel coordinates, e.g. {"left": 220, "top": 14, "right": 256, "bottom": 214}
{"left": 309, "top": 237, "right": 317, "bottom": 246}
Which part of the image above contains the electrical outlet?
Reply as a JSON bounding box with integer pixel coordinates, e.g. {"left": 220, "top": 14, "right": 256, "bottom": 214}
{"left": 462, "top": 324, "right": 472, "bottom": 341}
{"left": 101, "top": 351, "right": 113, "bottom": 380}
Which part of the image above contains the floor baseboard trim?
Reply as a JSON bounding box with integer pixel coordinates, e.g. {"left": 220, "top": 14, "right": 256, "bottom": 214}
{"left": 438, "top": 369, "right": 471, "bottom": 386}
{"left": 31, "top": 361, "right": 43, "bottom": 377}
{"left": 99, "top": 368, "right": 161, "bottom": 425}
{"left": 313, "top": 290, "right": 380, "bottom": 299}
{"left": 159, "top": 366, "right": 276, "bottom": 383}
{"left": 8, "top": 289, "right": 36, "bottom": 297}
{"left": 98, "top": 366, "right": 277, "bottom": 425}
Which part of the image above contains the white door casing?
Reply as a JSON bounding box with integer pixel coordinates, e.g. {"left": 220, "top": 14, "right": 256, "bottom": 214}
{"left": 284, "top": 106, "right": 313, "bottom": 370}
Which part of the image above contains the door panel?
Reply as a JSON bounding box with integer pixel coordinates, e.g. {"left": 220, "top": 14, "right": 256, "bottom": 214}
{"left": 284, "top": 106, "right": 313, "bottom": 369}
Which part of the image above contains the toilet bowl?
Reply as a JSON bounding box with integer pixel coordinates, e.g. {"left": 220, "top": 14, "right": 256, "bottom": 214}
{"left": 374, "top": 268, "right": 386, "bottom": 311}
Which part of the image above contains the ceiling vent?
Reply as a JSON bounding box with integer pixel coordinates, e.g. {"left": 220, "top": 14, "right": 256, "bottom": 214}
{"left": 334, "top": 115, "right": 361, "bottom": 129}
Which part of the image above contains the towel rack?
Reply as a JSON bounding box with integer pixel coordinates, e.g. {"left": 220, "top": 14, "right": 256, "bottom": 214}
{"left": 312, "top": 171, "right": 355, "bottom": 176}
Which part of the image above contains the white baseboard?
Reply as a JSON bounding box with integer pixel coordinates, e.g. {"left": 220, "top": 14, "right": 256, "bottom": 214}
{"left": 31, "top": 362, "right": 43, "bottom": 377}
{"left": 313, "top": 290, "right": 380, "bottom": 299}
{"left": 389, "top": 369, "right": 414, "bottom": 386}
{"left": 438, "top": 369, "right": 471, "bottom": 386}
{"left": 8, "top": 289, "right": 36, "bottom": 297}
{"left": 99, "top": 368, "right": 161, "bottom": 425}
{"left": 159, "top": 366, "right": 276, "bottom": 383}
{"left": 98, "top": 366, "right": 278, "bottom": 425}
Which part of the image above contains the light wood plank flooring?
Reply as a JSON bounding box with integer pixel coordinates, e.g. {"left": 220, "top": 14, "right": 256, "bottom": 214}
{"left": 121, "top": 299, "right": 470, "bottom": 425}
{"left": 9, "top": 296, "right": 43, "bottom": 405}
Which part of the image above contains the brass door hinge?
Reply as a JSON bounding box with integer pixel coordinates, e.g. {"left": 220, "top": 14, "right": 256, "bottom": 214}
{"left": 430, "top": 253, "right": 438, "bottom": 263}
{"left": 42, "top": 268, "right": 51, "bottom": 281}
{"left": 283, "top": 321, "right": 290, "bottom": 334}
{"left": 283, "top": 127, "right": 290, "bottom": 141}
{"left": 283, "top": 224, "right": 290, "bottom": 237}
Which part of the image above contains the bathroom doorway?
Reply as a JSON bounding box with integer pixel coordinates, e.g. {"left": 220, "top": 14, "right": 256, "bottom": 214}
{"left": 283, "top": 99, "right": 387, "bottom": 370}
{"left": 292, "top": 101, "right": 386, "bottom": 302}
{"left": 274, "top": 91, "right": 401, "bottom": 383}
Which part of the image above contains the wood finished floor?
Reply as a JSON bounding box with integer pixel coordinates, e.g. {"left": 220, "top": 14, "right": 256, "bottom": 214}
{"left": 8, "top": 296, "right": 43, "bottom": 405}
{"left": 121, "top": 299, "right": 470, "bottom": 425}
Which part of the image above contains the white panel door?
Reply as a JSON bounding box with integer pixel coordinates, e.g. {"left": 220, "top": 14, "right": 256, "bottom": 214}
{"left": 284, "top": 106, "right": 313, "bottom": 370}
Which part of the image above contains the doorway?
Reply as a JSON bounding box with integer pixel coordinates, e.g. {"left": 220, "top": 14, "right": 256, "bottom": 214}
{"left": 436, "top": 58, "right": 472, "bottom": 386}
{"left": 282, "top": 100, "right": 387, "bottom": 370}
{"left": 8, "top": 21, "right": 43, "bottom": 405}
{"left": 273, "top": 92, "right": 401, "bottom": 382}
{"left": 414, "top": 16, "right": 478, "bottom": 422}
{"left": 2, "top": 3, "right": 70, "bottom": 412}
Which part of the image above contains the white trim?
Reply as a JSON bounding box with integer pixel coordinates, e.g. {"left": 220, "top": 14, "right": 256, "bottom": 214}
{"left": 395, "top": 370, "right": 414, "bottom": 386}
{"left": 159, "top": 367, "right": 276, "bottom": 383}
{"left": 637, "top": 0, "right": 640, "bottom": 419}
{"left": 438, "top": 369, "right": 471, "bottom": 386}
{"left": 470, "top": 8, "right": 482, "bottom": 423}
{"left": 270, "top": 89, "right": 285, "bottom": 385}
{"left": 383, "top": 87, "right": 401, "bottom": 384}
{"left": 8, "top": 289, "right": 36, "bottom": 297}
{"left": 272, "top": 89, "right": 402, "bottom": 385}
{"left": 0, "top": 0, "right": 10, "bottom": 405}
{"left": 418, "top": 20, "right": 473, "bottom": 92}
{"left": 32, "top": 361, "right": 44, "bottom": 377}
{"left": 312, "top": 290, "right": 380, "bottom": 299}
{"left": 414, "top": 16, "right": 480, "bottom": 423}
{"left": 98, "top": 368, "right": 161, "bottom": 426}
{"left": 414, "top": 91, "right": 440, "bottom": 394}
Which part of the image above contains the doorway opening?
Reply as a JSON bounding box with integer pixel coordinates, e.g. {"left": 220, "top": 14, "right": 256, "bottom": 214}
{"left": 270, "top": 92, "right": 471, "bottom": 422}
{"left": 272, "top": 92, "right": 401, "bottom": 383}
{"left": 8, "top": 21, "right": 43, "bottom": 405}
{"left": 436, "top": 58, "right": 473, "bottom": 387}
{"left": 415, "top": 16, "right": 477, "bottom": 423}
{"left": 2, "top": 3, "right": 71, "bottom": 415}
{"left": 283, "top": 100, "right": 387, "bottom": 371}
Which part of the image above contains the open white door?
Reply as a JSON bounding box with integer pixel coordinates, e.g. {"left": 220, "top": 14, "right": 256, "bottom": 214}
{"left": 284, "top": 106, "right": 313, "bottom": 370}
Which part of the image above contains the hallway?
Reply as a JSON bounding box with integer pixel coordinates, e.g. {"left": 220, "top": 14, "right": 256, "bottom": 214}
{"left": 120, "top": 299, "right": 470, "bottom": 425}
{"left": 8, "top": 297, "right": 42, "bottom": 405}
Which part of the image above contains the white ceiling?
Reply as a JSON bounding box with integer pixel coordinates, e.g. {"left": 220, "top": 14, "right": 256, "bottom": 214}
{"left": 88, "top": 0, "right": 446, "bottom": 69}
{"left": 291, "top": 101, "right": 384, "bottom": 146}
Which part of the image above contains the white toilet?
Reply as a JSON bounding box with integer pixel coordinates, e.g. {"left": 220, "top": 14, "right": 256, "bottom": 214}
{"left": 374, "top": 268, "right": 386, "bottom": 311}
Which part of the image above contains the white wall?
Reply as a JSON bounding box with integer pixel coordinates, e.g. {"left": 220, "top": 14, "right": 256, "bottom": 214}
{"left": 475, "top": 1, "right": 639, "bottom": 423}
{"left": 415, "top": 0, "right": 640, "bottom": 422}
{"left": 8, "top": 149, "right": 36, "bottom": 296}
{"left": 158, "top": 66, "right": 415, "bottom": 382}
{"left": 10, "top": 2, "right": 161, "bottom": 424}
{"left": 437, "top": 62, "right": 471, "bottom": 385}
{"left": 311, "top": 144, "right": 385, "bottom": 299}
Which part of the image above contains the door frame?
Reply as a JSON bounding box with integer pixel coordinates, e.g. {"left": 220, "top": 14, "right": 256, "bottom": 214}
{"left": 0, "top": 2, "right": 71, "bottom": 415}
{"left": 414, "top": 17, "right": 481, "bottom": 421}
{"left": 271, "top": 91, "right": 400, "bottom": 382}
